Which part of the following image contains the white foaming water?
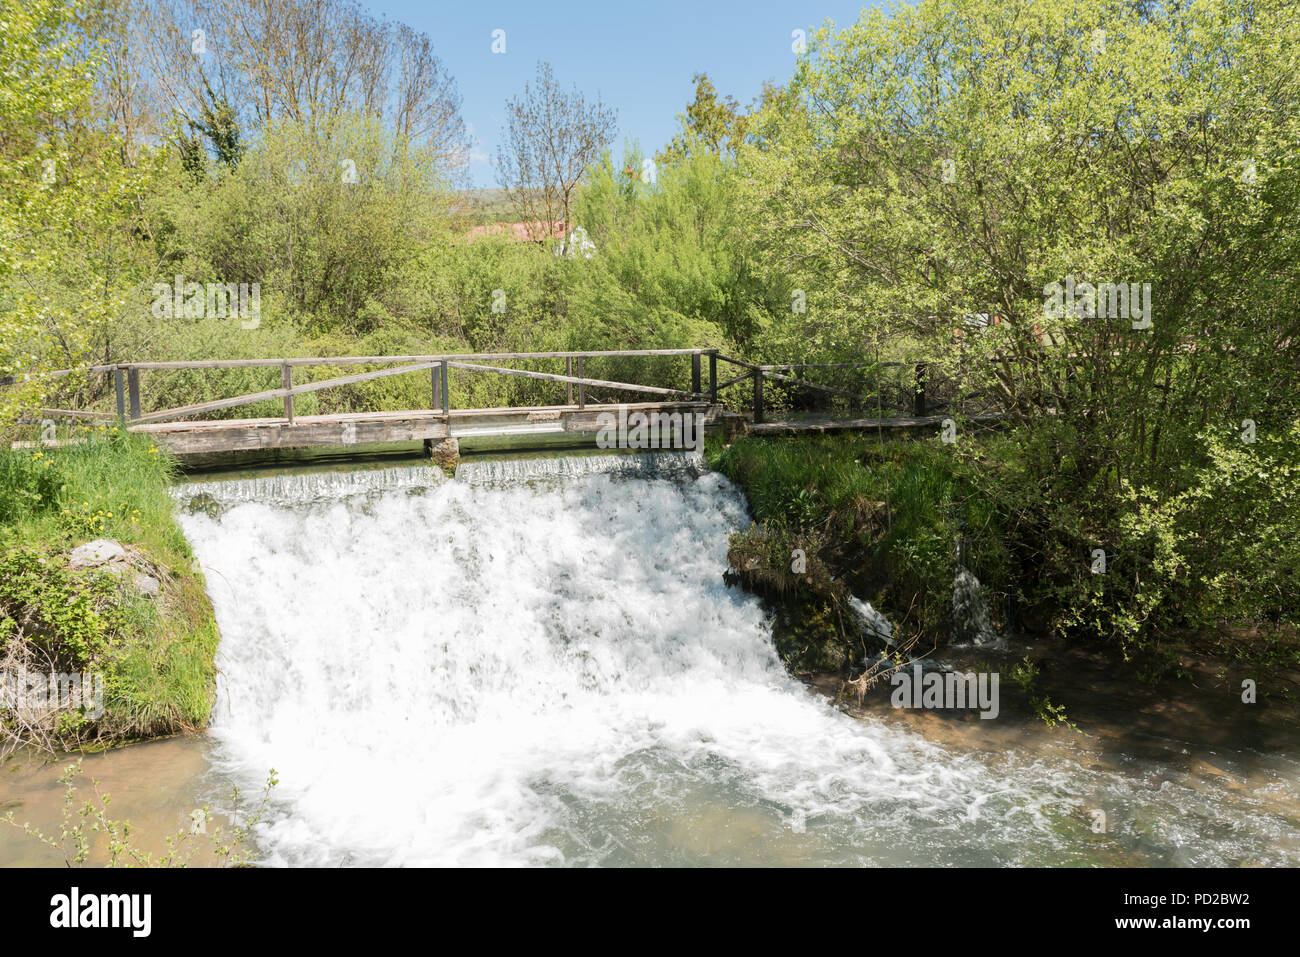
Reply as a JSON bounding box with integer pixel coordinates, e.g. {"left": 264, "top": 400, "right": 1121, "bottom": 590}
{"left": 174, "top": 458, "right": 1300, "bottom": 867}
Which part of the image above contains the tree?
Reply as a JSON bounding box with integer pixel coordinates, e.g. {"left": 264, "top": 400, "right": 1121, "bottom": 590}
{"left": 116, "top": 0, "right": 468, "bottom": 174}
{"left": 658, "top": 74, "right": 749, "bottom": 163}
{"left": 742, "top": 0, "right": 1300, "bottom": 644}
{"left": 0, "top": 0, "right": 156, "bottom": 419}
{"left": 495, "top": 62, "right": 617, "bottom": 238}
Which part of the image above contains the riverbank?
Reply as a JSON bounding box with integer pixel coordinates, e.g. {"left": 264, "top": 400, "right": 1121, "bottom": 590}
{"left": 706, "top": 431, "right": 1300, "bottom": 705}
{"left": 0, "top": 428, "right": 219, "bottom": 754}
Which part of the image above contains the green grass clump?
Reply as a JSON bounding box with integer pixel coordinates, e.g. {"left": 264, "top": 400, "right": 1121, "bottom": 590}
{"left": 708, "top": 432, "right": 1012, "bottom": 652}
{"left": 0, "top": 425, "right": 218, "bottom": 751}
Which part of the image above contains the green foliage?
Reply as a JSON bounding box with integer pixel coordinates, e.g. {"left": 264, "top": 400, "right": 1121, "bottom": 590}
{"left": 0, "top": 544, "right": 127, "bottom": 666}
{"left": 144, "top": 112, "right": 453, "bottom": 335}
{"left": 0, "top": 0, "right": 160, "bottom": 417}
{"left": 710, "top": 433, "right": 1012, "bottom": 639}
{"left": 0, "top": 431, "right": 217, "bottom": 749}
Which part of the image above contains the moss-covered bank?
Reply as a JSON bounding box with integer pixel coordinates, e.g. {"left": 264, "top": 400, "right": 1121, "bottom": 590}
{"left": 0, "top": 426, "right": 219, "bottom": 754}
{"left": 707, "top": 430, "right": 1300, "bottom": 697}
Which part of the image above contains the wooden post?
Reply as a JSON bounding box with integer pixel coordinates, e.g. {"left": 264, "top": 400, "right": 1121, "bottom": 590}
{"left": 752, "top": 369, "right": 764, "bottom": 424}
{"left": 708, "top": 350, "right": 717, "bottom": 404}
{"left": 432, "top": 364, "right": 442, "bottom": 413}
{"left": 913, "top": 362, "right": 927, "bottom": 417}
{"left": 440, "top": 360, "right": 450, "bottom": 414}
{"left": 127, "top": 369, "right": 141, "bottom": 420}
{"left": 566, "top": 356, "right": 574, "bottom": 406}
{"left": 281, "top": 363, "right": 294, "bottom": 423}
{"left": 114, "top": 369, "right": 125, "bottom": 420}
{"left": 691, "top": 352, "right": 701, "bottom": 395}
{"left": 576, "top": 357, "right": 585, "bottom": 409}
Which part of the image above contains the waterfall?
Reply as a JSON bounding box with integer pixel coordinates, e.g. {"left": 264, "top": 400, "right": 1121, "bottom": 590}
{"left": 848, "top": 596, "right": 897, "bottom": 648}
{"left": 173, "top": 466, "right": 446, "bottom": 510}
{"left": 455, "top": 451, "right": 705, "bottom": 485}
{"left": 173, "top": 456, "right": 1085, "bottom": 865}
{"left": 952, "top": 566, "right": 999, "bottom": 646}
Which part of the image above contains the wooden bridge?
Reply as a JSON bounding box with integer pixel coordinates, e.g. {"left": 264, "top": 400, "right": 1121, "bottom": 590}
{"left": 10, "top": 349, "right": 995, "bottom": 459}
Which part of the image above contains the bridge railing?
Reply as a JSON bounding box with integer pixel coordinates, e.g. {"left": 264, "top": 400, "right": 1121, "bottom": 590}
{"left": 711, "top": 355, "right": 1004, "bottom": 424}
{"left": 8, "top": 348, "right": 1021, "bottom": 431}
{"left": 8, "top": 349, "right": 725, "bottom": 428}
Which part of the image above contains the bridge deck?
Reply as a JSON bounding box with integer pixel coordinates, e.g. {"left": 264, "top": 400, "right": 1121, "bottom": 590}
{"left": 127, "top": 401, "right": 723, "bottom": 456}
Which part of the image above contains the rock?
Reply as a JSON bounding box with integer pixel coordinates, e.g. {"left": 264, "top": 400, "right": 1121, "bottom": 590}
{"left": 69, "top": 539, "right": 127, "bottom": 569}
{"left": 428, "top": 436, "right": 460, "bottom": 474}
{"left": 848, "top": 596, "right": 896, "bottom": 647}
{"left": 132, "top": 574, "right": 161, "bottom": 598}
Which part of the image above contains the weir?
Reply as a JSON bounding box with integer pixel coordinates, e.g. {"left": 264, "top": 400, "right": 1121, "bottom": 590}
{"left": 172, "top": 455, "right": 1025, "bottom": 865}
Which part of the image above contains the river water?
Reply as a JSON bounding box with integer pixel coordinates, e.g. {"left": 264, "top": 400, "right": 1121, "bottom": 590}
{"left": 3, "top": 453, "right": 1298, "bottom": 866}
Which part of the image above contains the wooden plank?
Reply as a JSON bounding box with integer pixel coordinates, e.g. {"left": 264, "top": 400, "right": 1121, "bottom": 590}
{"left": 577, "top": 357, "right": 585, "bottom": 408}
{"left": 111, "top": 349, "right": 709, "bottom": 372}
{"left": 759, "top": 369, "right": 870, "bottom": 402}
{"left": 129, "top": 401, "right": 708, "bottom": 433}
{"left": 127, "top": 369, "right": 141, "bottom": 419}
{"left": 716, "top": 354, "right": 762, "bottom": 370}
{"left": 146, "top": 417, "right": 451, "bottom": 455}
{"left": 114, "top": 369, "right": 125, "bottom": 418}
{"left": 565, "top": 357, "right": 573, "bottom": 405}
{"left": 281, "top": 364, "right": 294, "bottom": 423}
{"left": 131, "top": 360, "right": 443, "bottom": 424}
{"left": 445, "top": 361, "right": 708, "bottom": 400}
{"left": 34, "top": 408, "right": 115, "bottom": 421}
{"left": 716, "top": 371, "right": 752, "bottom": 391}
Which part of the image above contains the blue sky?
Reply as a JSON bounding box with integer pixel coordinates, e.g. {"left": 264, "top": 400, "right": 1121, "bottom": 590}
{"left": 364, "top": 1, "right": 882, "bottom": 188}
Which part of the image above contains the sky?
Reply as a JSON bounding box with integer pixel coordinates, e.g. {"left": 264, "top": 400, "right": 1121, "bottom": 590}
{"left": 364, "top": 0, "right": 883, "bottom": 188}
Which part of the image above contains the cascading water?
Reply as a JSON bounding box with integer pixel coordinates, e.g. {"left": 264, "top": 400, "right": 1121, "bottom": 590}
{"left": 952, "top": 567, "right": 999, "bottom": 646}
{"left": 171, "top": 456, "right": 1300, "bottom": 867}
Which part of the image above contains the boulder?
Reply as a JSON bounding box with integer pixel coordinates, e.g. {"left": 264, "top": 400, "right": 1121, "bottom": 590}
{"left": 132, "top": 574, "right": 161, "bottom": 598}
{"left": 69, "top": 539, "right": 127, "bottom": 569}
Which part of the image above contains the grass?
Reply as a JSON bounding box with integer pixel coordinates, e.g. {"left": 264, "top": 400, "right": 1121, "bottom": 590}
{"left": 0, "top": 424, "right": 219, "bottom": 752}
{"left": 709, "top": 431, "right": 1012, "bottom": 633}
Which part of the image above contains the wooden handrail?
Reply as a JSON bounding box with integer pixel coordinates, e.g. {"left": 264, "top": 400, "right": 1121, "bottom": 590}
{"left": 446, "top": 361, "right": 708, "bottom": 400}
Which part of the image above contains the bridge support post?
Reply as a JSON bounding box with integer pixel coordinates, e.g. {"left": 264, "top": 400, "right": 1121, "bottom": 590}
{"left": 752, "top": 369, "right": 764, "bottom": 424}
{"left": 127, "top": 369, "right": 141, "bottom": 420}
{"left": 440, "top": 361, "right": 450, "bottom": 415}
{"left": 576, "top": 357, "right": 586, "bottom": 409}
{"left": 114, "top": 368, "right": 125, "bottom": 420}
{"left": 428, "top": 436, "right": 459, "bottom": 475}
{"left": 708, "top": 351, "right": 717, "bottom": 404}
{"left": 913, "top": 362, "right": 927, "bottom": 417}
{"left": 431, "top": 364, "right": 442, "bottom": 413}
{"left": 566, "top": 356, "right": 573, "bottom": 405}
{"left": 282, "top": 363, "right": 294, "bottom": 424}
{"left": 691, "top": 352, "right": 701, "bottom": 396}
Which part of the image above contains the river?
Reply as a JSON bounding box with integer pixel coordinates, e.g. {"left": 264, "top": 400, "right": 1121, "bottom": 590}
{"left": 3, "top": 453, "right": 1298, "bottom": 866}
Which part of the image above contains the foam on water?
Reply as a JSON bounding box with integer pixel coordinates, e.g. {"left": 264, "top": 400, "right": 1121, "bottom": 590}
{"left": 174, "top": 466, "right": 446, "bottom": 509}
{"left": 176, "top": 457, "right": 1300, "bottom": 866}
